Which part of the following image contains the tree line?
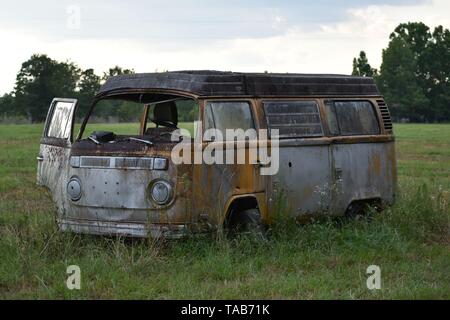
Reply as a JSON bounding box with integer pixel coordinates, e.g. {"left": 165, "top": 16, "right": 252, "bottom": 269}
{"left": 0, "top": 54, "right": 139, "bottom": 123}
{"left": 0, "top": 22, "right": 449, "bottom": 123}
{"left": 352, "top": 22, "right": 450, "bottom": 122}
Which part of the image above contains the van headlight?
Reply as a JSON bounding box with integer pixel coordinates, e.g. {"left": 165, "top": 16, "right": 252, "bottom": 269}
{"left": 149, "top": 180, "right": 173, "bottom": 205}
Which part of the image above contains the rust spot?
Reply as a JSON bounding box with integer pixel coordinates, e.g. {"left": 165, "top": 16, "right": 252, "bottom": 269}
{"left": 372, "top": 152, "right": 382, "bottom": 175}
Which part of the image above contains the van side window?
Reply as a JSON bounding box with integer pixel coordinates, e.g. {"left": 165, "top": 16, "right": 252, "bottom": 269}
{"left": 46, "top": 101, "right": 74, "bottom": 139}
{"left": 263, "top": 101, "right": 323, "bottom": 138}
{"left": 324, "top": 101, "right": 380, "bottom": 136}
{"left": 205, "top": 101, "right": 255, "bottom": 139}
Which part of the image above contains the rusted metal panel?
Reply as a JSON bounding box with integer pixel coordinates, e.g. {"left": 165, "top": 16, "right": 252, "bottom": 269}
{"left": 331, "top": 141, "right": 396, "bottom": 214}
{"left": 270, "top": 144, "right": 332, "bottom": 216}
{"left": 58, "top": 218, "right": 188, "bottom": 238}
{"left": 190, "top": 98, "right": 267, "bottom": 226}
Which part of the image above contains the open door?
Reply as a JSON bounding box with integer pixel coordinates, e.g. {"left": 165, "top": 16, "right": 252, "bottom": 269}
{"left": 37, "top": 98, "right": 78, "bottom": 195}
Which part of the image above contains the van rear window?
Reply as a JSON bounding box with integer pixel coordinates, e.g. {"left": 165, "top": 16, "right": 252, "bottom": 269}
{"left": 324, "top": 101, "right": 380, "bottom": 136}
{"left": 263, "top": 101, "right": 323, "bottom": 138}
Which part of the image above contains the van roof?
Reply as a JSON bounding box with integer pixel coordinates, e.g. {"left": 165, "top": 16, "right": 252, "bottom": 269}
{"left": 97, "top": 70, "right": 380, "bottom": 98}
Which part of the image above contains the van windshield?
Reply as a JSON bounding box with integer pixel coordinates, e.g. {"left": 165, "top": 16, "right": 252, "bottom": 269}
{"left": 76, "top": 97, "right": 198, "bottom": 144}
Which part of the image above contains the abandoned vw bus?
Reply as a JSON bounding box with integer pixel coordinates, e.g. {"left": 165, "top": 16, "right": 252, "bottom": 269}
{"left": 37, "top": 71, "right": 396, "bottom": 238}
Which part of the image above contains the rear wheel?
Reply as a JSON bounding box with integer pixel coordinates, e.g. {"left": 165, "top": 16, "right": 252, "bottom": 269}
{"left": 345, "top": 202, "right": 368, "bottom": 218}
{"left": 345, "top": 199, "right": 382, "bottom": 220}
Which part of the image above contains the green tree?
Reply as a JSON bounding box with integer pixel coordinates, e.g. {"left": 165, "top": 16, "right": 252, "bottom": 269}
{"left": 352, "top": 51, "right": 378, "bottom": 77}
{"left": 390, "top": 22, "right": 431, "bottom": 77}
{"left": 76, "top": 68, "right": 101, "bottom": 119}
{"left": 97, "top": 66, "right": 135, "bottom": 120}
{"left": 14, "top": 54, "right": 80, "bottom": 122}
{"left": 423, "top": 26, "right": 450, "bottom": 121}
{"left": 102, "top": 66, "right": 134, "bottom": 81}
{"left": 0, "top": 93, "right": 17, "bottom": 118}
{"left": 117, "top": 102, "right": 143, "bottom": 122}
{"left": 387, "top": 22, "right": 450, "bottom": 122}
{"left": 377, "top": 37, "right": 429, "bottom": 121}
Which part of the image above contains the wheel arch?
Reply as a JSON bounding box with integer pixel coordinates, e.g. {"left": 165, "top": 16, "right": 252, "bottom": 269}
{"left": 345, "top": 197, "right": 383, "bottom": 216}
{"left": 223, "top": 194, "right": 260, "bottom": 228}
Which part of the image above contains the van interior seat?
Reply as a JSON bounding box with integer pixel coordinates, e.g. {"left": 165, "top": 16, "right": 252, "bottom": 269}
{"left": 149, "top": 101, "right": 178, "bottom": 129}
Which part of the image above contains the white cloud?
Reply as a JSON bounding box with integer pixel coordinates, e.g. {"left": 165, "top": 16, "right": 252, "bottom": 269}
{"left": 1, "top": 0, "right": 449, "bottom": 95}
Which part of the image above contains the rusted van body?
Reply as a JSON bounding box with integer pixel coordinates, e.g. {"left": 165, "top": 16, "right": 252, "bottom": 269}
{"left": 37, "top": 71, "right": 396, "bottom": 238}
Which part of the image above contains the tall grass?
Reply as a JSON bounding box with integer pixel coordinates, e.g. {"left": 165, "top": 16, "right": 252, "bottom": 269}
{"left": 1, "top": 179, "right": 448, "bottom": 298}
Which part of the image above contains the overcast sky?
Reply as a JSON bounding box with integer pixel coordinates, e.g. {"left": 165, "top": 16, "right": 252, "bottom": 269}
{"left": 1, "top": 0, "right": 449, "bottom": 94}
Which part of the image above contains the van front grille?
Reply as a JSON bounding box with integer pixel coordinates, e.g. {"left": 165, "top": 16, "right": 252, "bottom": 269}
{"left": 75, "top": 156, "right": 156, "bottom": 170}
{"left": 376, "top": 99, "right": 393, "bottom": 132}
{"left": 80, "top": 157, "right": 111, "bottom": 168}
{"left": 114, "top": 157, "right": 153, "bottom": 169}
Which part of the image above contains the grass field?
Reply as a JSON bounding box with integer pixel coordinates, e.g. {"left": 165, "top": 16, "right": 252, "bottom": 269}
{"left": 0, "top": 123, "right": 449, "bottom": 299}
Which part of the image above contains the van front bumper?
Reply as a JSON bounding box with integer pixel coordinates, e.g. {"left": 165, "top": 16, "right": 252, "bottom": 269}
{"left": 58, "top": 218, "right": 189, "bottom": 239}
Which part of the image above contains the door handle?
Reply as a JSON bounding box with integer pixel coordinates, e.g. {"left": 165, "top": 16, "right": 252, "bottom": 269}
{"left": 37, "top": 155, "right": 44, "bottom": 162}
{"left": 256, "top": 159, "right": 270, "bottom": 167}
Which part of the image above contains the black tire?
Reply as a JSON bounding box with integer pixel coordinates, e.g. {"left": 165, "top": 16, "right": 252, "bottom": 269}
{"left": 345, "top": 202, "right": 367, "bottom": 218}
{"left": 345, "top": 201, "right": 378, "bottom": 221}
{"left": 227, "top": 208, "right": 267, "bottom": 238}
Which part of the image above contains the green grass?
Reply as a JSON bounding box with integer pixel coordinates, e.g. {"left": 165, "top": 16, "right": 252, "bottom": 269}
{"left": 0, "top": 123, "right": 449, "bottom": 299}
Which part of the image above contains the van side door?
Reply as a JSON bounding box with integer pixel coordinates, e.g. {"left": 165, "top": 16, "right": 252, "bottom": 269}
{"left": 262, "top": 99, "right": 332, "bottom": 217}
{"left": 37, "top": 98, "right": 78, "bottom": 200}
